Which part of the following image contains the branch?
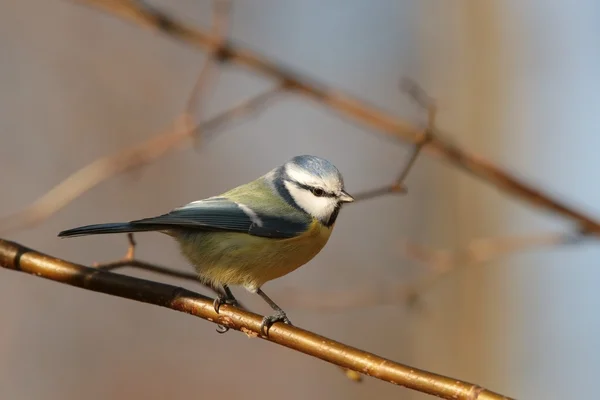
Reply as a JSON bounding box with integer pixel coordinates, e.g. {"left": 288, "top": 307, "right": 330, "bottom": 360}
{"left": 74, "top": 0, "right": 600, "bottom": 236}
{"left": 0, "top": 86, "right": 283, "bottom": 235}
{"left": 0, "top": 238, "right": 513, "bottom": 400}
{"left": 181, "top": 0, "right": 231, "bottom": 145}
{"left": 92, "top": 233, "right": 249, "bottom": 312}
{"left": 82, "top": 229, "right": 588, "bottom": 313}
{"left": 351, "top": 126, "right": 425, "bottom": 202}
{"left": 91, "top": 255, "right": 408, "bottom": 313}
{"left": 405, "top": 231, "right": 584, "bottom": 272}
{"left": 403, "top": 231, "right": 588, "bottom": 303}
{"left": 354, "top": 81, "right": 435, "bottom": 202}
{"left": 89, "top": 254, "right": 413, "bottom": 313}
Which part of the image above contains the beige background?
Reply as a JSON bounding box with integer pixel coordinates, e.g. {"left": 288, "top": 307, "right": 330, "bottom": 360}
{"left": 1, "top": 1, "right": 600, "bottom": 399}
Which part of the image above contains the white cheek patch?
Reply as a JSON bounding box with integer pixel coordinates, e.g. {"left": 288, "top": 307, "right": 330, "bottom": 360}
{"left": 285, "top": 181, "right": 337, "bottom": 221}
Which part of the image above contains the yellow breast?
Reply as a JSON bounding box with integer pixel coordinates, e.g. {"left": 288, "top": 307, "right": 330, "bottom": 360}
{"left": 178, "top": 219, "right": 334, "bottom": 292}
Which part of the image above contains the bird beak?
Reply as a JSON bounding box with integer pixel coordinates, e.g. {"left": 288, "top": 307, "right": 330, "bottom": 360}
{"left": 339, "top": 190, "right": 355, "bottom": 203}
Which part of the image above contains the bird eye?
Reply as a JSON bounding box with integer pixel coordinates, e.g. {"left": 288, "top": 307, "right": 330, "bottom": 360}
{"left": 311, "top": 188, "right": 325, "bottom": 197}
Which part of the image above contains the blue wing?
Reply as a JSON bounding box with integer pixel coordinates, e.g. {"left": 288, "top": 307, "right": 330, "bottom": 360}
{"left": 129, "top": 197, "right": 309, "bottom": 239}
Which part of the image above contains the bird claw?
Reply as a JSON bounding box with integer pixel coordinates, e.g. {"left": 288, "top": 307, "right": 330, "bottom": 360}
{"left": 260, "top": 311, "right": 292, "bottom": 335}
{"left": 213, "top": 294, "right": 239, "bottom": 334}
{"left": 213, "top": 295, "right": 239, "bottom": 313}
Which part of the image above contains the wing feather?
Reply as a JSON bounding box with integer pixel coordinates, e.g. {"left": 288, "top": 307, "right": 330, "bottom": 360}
{"left": 130, "top": 197, "right": 308, "bottom": 239}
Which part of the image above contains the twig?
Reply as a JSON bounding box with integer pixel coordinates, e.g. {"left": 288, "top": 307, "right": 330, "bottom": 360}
{"left": 75, "top": 0, "right": 600, "bottom": 236}
{"left": 0, "top": 86, "right": 283, "bottom": 235}
{"left": 354, "top": 82, "right": 435, "bottom": 202}
{"left": 181, "top": 46, "right": 218, "bottom": 142}
{"left": 85, "top": 255, "right": 405, "bottom": 312}
{"left": 404, "top": 231, "right": 584, "bottom": 272}
{"left": 58, "top": 227, "right": 589, "bottom": 316}
{"left": 403, "top": 231, "right": 587, "bottom": 303}
{"left": 184, "top": 0, "right": 231, "bottom": 120}
{"left": 0, "top": 238, "right": 513, "bottom": 400}
{"left": 272, "top": 230, "right": 590, "bottom": 312}
{"left": 124, "top": 233, "right": 136, "bottom": 260}
{"left": 78, "top": 230, "right": 587, "bottom": 313}
{"left": 94, "top": 258, "right": 255, "bottom": 308}
{"left": 95, "top": 258, "right": 197, "bottom": 282}
{"left": 181, "top": 0, "right": 232, "bottom": 147}
{"left": 352, "top": 131, "right": 427, "bottom": 202}
{"left": 91, "top": 233, "right": 250, "bottom": 310}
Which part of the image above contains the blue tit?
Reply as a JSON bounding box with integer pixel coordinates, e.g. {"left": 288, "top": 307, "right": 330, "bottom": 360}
{"left": 58, "top": 155, "right": 354, "bottom": 333}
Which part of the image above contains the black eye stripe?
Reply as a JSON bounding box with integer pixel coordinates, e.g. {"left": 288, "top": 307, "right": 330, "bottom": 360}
{"left": 295, "top": 182, "right": 336, "bottom": 197}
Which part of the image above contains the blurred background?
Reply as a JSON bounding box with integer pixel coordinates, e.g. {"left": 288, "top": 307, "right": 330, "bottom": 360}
{"left": 2, "top": 1, "right": 600, "bottom": 399}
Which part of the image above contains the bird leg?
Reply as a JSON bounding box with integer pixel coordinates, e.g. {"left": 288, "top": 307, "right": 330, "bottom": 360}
{"left": 212, "top": 284, "right": 240, "bottom": 334}
{"left": 213, "top": 284, "right": 240, "bottom": 313}
{"left": 256, "top": 288, "right": 293, "bottom": 335}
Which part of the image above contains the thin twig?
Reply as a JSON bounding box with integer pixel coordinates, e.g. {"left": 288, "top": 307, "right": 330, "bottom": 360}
{"left": 0, "top": 86, "right": 283, "bottom": 235}
{"left": 182, "top": 50, "right": 218, "bottom": 140}
{"left": 92, "top": 233, "right": 196, "bottom": 281}
{"left": 80, "top": 229, "right": 587, "bottom": 313}
{"left": 354, "top": 83, "right": 435, "bottom": 202}
{"left": 95, "top": 259, "right": 196, "bottom": 282}
{"left": 90, "top": 233, "right": 246, "bottom": 308}
{"left": 182, "top": 0, "right": 232, "bottom": 147}
{"left": 87, "top": 256, "right": 406, "bottom": 312}
{"left": 93, "top": 258, "right": 253, "bottom": 307}
{"left": 75, "top": 0, "right": 600, "bottom": 236}
{"left": 279, "top": 231, "right": 591, "bottom": 312}
{"left": 0, "top": 238, "right": 513, "bottom": 400}
{"left": 403, "top": 231, "right": 588, "bottom": 303}
{"left": 124, "top": 233, "right": 136, "bottom": 260}
{"left": 184, "top": 0, "right": 231, "bottom": 119}
{"left": 351, "top": 134, "right": 427, "bottom": 202}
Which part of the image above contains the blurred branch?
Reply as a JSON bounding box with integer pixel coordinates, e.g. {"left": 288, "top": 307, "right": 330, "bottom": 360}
{"left": 80, "top": 230, "right": 587, "bottom": 313}
{"left": 92, "top": 233, "right": 249, "bottom": 311}
{"left": 89, "top": 235, "right": 399, "bottom": 324}
{"left": 91, "top": 251, "right": 407, "bottom": 313}
{"left": 354, "top": 81, "right": 435, "bottom": 202}
{"left": 252, "top": 231, "right": 591, "bottom": 312}
{"left": 404, "top": 232, "right": 582, "bottom": 271}
{"left": 403, "top": 231, "right": 588, "bottom": 303}
{"left": 75, "top": 0, "right": 600, "bottom": 237}
{"left": 92, "top": 232, "right": 358, "bottom": 380}
{"left": 90, "top": 250, "right": 405, "bottom": 312}
{"left": 0, "top": 86, "right": 283, "bottom": 235}
{"left": 351, "top": 127, "right": 425, "bottom": 201}
{"left": 0, "top": 238, "right": 513, "bottom": 400}
{"left": 181, "top": 0, "right": 231, "bottom": 144}
{"left": 95, "top": 258, "right": 198, "bottom": 282}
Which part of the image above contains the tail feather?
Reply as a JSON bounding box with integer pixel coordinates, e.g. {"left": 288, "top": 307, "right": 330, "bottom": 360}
{"left": 58, "top": 222, "right": 161, "bottom": 238}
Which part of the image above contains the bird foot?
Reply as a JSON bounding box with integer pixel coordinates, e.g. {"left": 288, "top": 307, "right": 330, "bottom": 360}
{"left": 260, "top": 311, "right": 292, "bottom": 335}
{"left": 213, "top": 295, "right": 239, "bottom": 334}
{"left": 213, "top": 295, "right": 239, "bottom": 314}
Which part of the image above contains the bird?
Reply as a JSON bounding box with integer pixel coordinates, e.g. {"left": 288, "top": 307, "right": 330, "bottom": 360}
{"left": 58, "top": 155, "right": 354, "bottom": 334}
